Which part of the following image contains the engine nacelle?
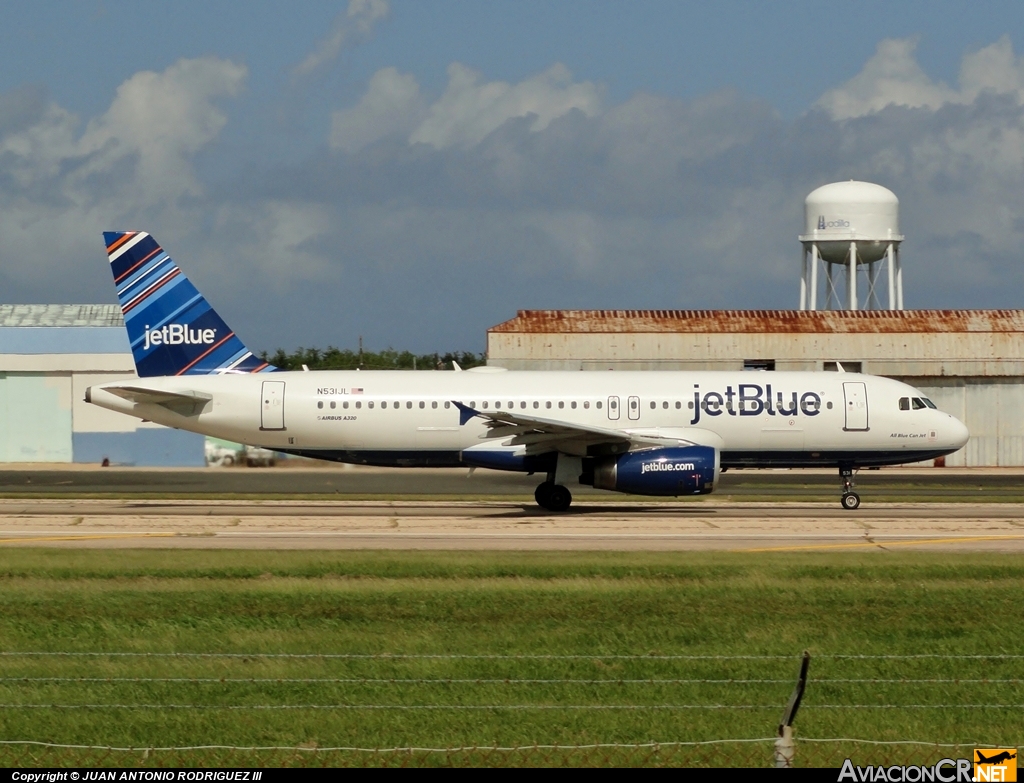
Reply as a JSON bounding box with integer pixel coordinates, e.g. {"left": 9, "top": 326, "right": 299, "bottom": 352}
{"left": 460, "top": 442, "right": 555, "bottom": 473}
{"left": 586, "top": 446, "right": 718, "bottom": 496}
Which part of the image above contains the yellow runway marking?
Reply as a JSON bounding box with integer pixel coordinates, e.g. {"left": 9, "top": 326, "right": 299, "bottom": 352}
{"left": 745, "top": 534, "right": 1024, "bottom": 553}
{"left": 0, "top": 533, "right": 179, "bottom": 545}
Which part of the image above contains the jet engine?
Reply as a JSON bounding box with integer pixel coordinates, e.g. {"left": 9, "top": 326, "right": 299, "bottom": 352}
{"left": 582, "top": 445, "right": 718, "bottom": 496}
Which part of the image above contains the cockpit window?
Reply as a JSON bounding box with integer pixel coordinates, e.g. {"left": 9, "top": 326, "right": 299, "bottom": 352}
{"left": 899, "top": 397, "right": 910, "bottom": 411}
{"left": 922, "top": 398, "right": 937, "bottom": 409}
{"left": 912, "top": 397, "right": 926, "bottom": 410}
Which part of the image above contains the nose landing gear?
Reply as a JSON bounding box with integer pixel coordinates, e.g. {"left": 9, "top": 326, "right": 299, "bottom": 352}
{"left": 840, "top": 466, "right": 860, "bottom": 510}
{"left": 535, "top": 481, "right": 572, "bottom": 512}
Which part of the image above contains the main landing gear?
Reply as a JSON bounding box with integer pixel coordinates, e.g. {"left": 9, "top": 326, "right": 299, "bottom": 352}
{"left": 840, "top": 466, "right": 861, "bottom": 510}
{"left": 535, "top": 481, "right": 572, "bottom": 512}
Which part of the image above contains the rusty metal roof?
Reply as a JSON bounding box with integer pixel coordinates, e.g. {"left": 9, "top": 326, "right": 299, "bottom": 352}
{"left": 489, "top": 310, "right": 1024, "bottom": 334}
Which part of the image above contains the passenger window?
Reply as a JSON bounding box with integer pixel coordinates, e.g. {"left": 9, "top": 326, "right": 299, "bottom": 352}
{"left": 583, "top": 401, "right": 590, "bottom": 409}
{"left": 521, "top": 401, "right": 527, "bottom": 409}
{"left": 368, "top": 402, "right": 374, "bottom": 409}
{"left": 923, "top": 398, "right": 937, "bottom": 409}
{"left": 482, "top": 401, "right": 488, "bottom": 409}
{"left": 509, "top": 402, "right": 514, "bottom": 409}
{"left": 546, "top": 401, "right": 552, "bottom": 409}
{"left": 688, "top": 401, "right": 694, "bottom": 409}
{"left": 534, "top": 401, "right": 539, "bottom": 409}
{"left": 912, "top": 398, "right": 926, "bottom": 410}
{"left": 330, "top": 401, "right": 336, "bottom": 409}
{"left": 431, "top": 401, "right": 437, "bottom": 409}
{"left": 558, "top": 401, "right": 565, "bottom": 409}
{"left": 826, "top": 402, "right": 833, "bottom": 410}
{"left": 407, "top": 401, "right": 413, "bottom": 409}
{"left": 571, "top": 401, "right": 577, "bottom": 409}
{"left": 596, "top": 401, "right": 602, "bottom": 409}
{"left": 355, "top": 401, "right": 361, "bottom": 409}
{"left": 419, "top": 401, "right": 425, "bottom": 409}
{"left": 663, "top": 401, "right": 669, "bottom": 409}
{"left": 381, "top": 401, "right": 387, "bottom": 409}
{"left": 343, "top": 401, "right": 349, "bottom": 409}
{"left": 444, "top": 401, "right": 450, "bottom": 409}
{"left": 899, "top": 397, "right": 910, "bottom": 411}
{"left": 494, "top": 401, "right": 501, "bottom": 409}
{"left": 650, "top": 401, "right": 656, "bottom": 410}
{"left": 675, "top": 401, "right": 681, "bottom": 409}
{"left": 317, "top": 401, "right": 323, "bottom": 409}
{"left": 470, "top": 401, "right": 476, "bottom": 408}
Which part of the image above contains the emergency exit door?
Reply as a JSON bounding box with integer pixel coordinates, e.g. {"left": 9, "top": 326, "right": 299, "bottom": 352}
{"left": 607, "top": 396, "right": 620, "bottom": 420}
{"left": 261, "top": 381, "right": 286, "bottom": 430}
{"left": 628, "top": 395, "right": 641, "bottom": 421}
{"left": 843, "top": 382, "right": 868, "bottom": 431}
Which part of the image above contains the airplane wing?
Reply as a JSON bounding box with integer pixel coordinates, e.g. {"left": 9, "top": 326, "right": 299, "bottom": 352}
{"left": 102, "top": 385, "right": 212, "bottom": 416}
{"left": 453, "top": 401, "right": 704, "bottom": 457}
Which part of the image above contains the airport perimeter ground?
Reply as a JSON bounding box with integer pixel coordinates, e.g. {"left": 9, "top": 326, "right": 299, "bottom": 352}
{"left": 0, "top": 465, "right": 1021, "bottom": 767}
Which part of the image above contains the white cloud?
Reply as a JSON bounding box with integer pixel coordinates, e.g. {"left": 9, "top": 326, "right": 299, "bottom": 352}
{"left": 78, "top": 57, "right": 247, "bottom": 202}
{"left": 409, "top": 62, "right": 601, "bottom": 149}
{"left": 329, "top": 67, "right": 424, "bottom": 153}
{"left": 292, "top": 0, "right": 390, "bottom": 79}
{"left": 818, "top": 36, "right": 1024, "bottom": 119}
{"left": 0, "top": 57, "right": 245, "bottom": 292}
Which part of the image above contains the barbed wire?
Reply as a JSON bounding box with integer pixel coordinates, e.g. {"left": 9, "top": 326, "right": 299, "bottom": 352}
{"left": 1, "top": 676, "right": 1018, "bottom": 684}
{"left": 2, "top": 703, "right": 1022, "bottom": 710}
{"left": 4, "top": 651, "right": 1023, "bottom": 659}
{"left": 0, "top": 738, "right": 1019, "bottom": 753}
{"left": 0, "top": 738, "right": 778, "bottom": 752}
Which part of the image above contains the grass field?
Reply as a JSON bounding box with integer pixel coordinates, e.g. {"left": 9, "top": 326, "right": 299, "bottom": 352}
{"left": 0, "top": 549, "right": 1021, "bottom": 767}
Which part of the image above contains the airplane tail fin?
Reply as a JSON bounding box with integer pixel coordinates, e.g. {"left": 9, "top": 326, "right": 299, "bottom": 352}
{"left": 103, "top": 232, "right": 276, "bottom": 377}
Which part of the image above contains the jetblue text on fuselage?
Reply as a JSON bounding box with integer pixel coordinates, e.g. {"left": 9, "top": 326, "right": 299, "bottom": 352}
{"left": 143, "top": 324, "right": 216, "bottom": 351}
{"left": 690, "top": 384, "right": 821, "bottom": 425}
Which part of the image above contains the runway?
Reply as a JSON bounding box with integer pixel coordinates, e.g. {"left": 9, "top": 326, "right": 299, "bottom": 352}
{"left": 2, "top": 497, "right": 1024, "bottom": 551}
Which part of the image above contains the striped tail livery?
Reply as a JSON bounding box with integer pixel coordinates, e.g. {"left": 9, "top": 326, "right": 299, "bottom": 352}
{"left": 103, "top": 231, "right": 276, "bottom": 377}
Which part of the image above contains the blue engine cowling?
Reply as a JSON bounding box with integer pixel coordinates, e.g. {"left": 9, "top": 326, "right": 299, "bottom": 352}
{"left": 590, "top": 446, "right": 718, "bottom": 496}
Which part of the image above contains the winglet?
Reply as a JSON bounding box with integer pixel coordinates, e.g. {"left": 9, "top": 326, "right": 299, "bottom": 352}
{"left": 453, "top": 400, "right": 481, "bottom": 426}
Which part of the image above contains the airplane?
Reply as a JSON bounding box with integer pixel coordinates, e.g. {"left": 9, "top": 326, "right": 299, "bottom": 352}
{"left": 86, "top": 231, "right": 970, "bottom": 511}
{"left": 976, "top": 752, "right": 1016, "bottom": 765}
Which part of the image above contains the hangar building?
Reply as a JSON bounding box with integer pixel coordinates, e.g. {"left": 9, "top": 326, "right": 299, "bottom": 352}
{"left": 0, "top": 305, "right": 204, "bottom": 465}
{"left": 486, "top": 309, "right": 1024, "bottom": 467}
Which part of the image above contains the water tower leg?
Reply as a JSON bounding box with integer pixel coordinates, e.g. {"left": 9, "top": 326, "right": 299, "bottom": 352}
{"left": 887, "top": 244, "right": 896, "bottom": 310}
{"left": 895, "top": 248, "right": 904, "bottom": 310}
{"left": 810, "top": 245, "right": 819, "bottom": 310}
{"left": 825, "top": 262, "right": 834, "bottom": 310}
{"left": 867, "top": 261, "right": 877, "bottom": 309}
{"left": 848, "top": 242, "right": 858, "bottom": 311}
{"left": 800, "top": 249, "right": 807, "bottom": 310}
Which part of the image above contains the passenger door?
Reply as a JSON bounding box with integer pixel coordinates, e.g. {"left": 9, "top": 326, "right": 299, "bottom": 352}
{"left": 261, "top": 381, "right": 286, "bottom": 430}
{"left": 843, "top": 382, "right": 868, "bottom": 431}
{"left": 628, "top": 395, "right": 640, "bottom": 421}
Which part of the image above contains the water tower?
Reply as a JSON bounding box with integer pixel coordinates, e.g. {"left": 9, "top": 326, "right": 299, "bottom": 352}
{"left": 799, "top": 181, "right": 904, "bottom": 310}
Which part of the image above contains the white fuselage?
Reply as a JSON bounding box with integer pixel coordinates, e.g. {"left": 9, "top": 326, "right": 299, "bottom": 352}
{"left": 88, "top": 368, "right": 968, "bottom": 469}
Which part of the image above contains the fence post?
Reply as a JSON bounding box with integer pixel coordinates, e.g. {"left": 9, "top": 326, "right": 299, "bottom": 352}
{"left": 774, "top": 650, "right": 810, "bottom": 768}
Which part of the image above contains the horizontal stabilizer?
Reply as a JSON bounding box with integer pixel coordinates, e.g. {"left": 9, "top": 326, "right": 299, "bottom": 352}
{"left": 102, "top": 385, "right": 212, "bottom": 416}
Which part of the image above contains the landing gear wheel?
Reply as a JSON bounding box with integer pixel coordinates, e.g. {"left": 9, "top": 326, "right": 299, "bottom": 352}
{"left": 841, "top": 492, "right": 861, "bottom": 510}
{"left": 534, "top": 482, "right": 554, "bottom": 509}
{"left": 546, "top": 484, "right": 572, "bottom": 513}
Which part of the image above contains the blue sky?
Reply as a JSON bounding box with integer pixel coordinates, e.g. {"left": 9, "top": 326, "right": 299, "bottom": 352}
{"left": 3, "top": 1, "right": 1024, "bottom": 353}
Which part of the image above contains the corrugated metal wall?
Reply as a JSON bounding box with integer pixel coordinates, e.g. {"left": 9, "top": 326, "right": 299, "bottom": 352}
{"left": 0, "top": 372, "right": 73, "bottom": 462}
{"left": 906, "top": 378, "right": 1024, "bottom": 467}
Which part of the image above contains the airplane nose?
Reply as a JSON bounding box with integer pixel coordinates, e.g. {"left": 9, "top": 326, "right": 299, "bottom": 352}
{"left": 948, "top": 416, "right": 969, "bottom": 449}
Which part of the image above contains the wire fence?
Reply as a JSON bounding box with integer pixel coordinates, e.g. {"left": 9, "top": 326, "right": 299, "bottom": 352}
{"left": 1, "top": 652, "right": 1020, "bottom": 767}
